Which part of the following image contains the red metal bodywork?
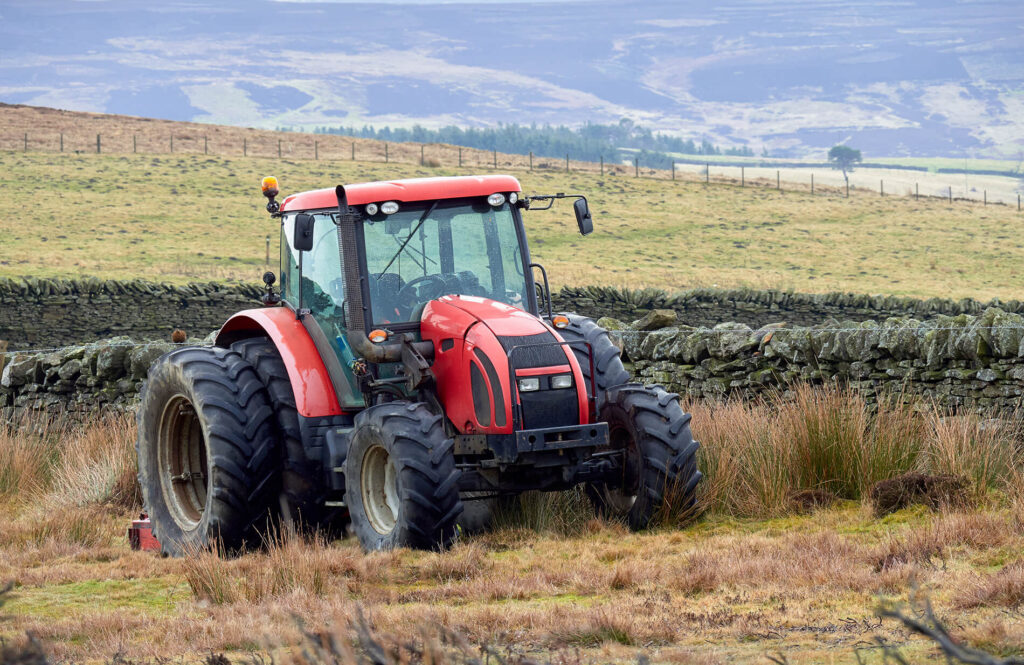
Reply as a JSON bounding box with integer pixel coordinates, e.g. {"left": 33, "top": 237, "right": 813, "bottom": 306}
{"left": 216, "top": 307, "right": 344, "bottom": 418}
{"left": 280, "top": 175, "right": 522, "bottom": 212}
{"left": 421, "top": 296, "right": 588, "bottom": 434}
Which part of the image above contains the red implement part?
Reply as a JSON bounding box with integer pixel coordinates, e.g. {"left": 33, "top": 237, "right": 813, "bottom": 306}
{"left": 281, "top": 175, "right": 522, "bottom": 212}
{"left": 127, "top": 513, "right": 160, "bottom": 552}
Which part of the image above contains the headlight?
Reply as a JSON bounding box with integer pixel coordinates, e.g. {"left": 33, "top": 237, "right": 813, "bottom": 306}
{"left": 365, "top": 203, "right": 379, "bottom": 215}
{"left": 380, "top": 201, "right": 399, "bottom": 215}
{"left": 517, "top": 377, "right": 540, "bottom": 392}
{"left": 550, "top": 374, "right": 573, "bottom": 389}
{"left": 487, "top": 193, "right": 506, "bottom": 207}
{"left": 508, "top": 192, "right": 519, "bottom": 204}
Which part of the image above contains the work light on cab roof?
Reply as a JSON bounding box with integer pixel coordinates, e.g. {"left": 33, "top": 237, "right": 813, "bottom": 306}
{"left": 261, "top": 175, "right": 280, "bottom": 215}
{"left": 132, "top": 172, "right": 703, "bottom": 557}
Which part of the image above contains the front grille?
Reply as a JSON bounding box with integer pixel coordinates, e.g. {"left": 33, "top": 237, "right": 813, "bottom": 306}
{"left": 521, "top": 386, "right": 579, "bottom": 430}
{"left": 497, "top": 332, "right": 569, "bottom": 369}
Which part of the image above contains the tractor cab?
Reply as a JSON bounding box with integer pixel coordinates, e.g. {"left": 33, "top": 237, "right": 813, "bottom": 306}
{"left": 264, "top": 176, "right": 587, "bottom": 412}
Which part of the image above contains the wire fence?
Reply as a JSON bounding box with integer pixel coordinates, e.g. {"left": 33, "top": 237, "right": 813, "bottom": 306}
{"left": 2, "top": 130, "right": 1022, "bottom": 210}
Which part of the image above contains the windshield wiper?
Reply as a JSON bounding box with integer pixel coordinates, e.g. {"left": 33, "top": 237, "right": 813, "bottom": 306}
{"left": 379, "top": 200, "right": 438, "bottom": 276}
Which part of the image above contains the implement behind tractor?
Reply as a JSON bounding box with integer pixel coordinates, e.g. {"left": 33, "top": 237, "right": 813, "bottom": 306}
{"left": 136, "top": 174, "right": 702, "bottom": 553}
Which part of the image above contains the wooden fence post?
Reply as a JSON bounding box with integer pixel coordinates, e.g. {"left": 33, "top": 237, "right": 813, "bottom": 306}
{"left": 265, "top": 236, "right": 271, "bottom": 265}
{"left": 915, "top": 183, "right": 919, "bottom": 200}
{"left": 600, "top": 155, "right": 603, "bottom": 176}
{"left": 23, "top": 132, "right": 27, "bottom": 152}
{"left": 278, "top": 139, "right": 281, "bottom": 158}
{"left": 420, "top": 144, "right": 424, "bottom": 166}
{"left": 741, "top": 166, "right": 744, "bottom": 187}
{"left": 777, "top": 170, "right": 781, "bottom": 190}
{"left": 949, "top": 186, "right": 953, "bottom": 203}
{"left": 458, "top": 147, "right": 462, "bottom": 167}
{"left": 60, "top": 133, "right": 63, "bottom": 153}
{"left": 204, "top": 136, "right": 208, "bottom": 155}
{"left": 96, "top": 134, "right": 101, "bottom": 154}
{"left": 243, "top": 138, "right": 247, "bottom": 157}
{"left": 634, "top": 157, "right": 638, "bottom": 177}
{"left": 706, "top": 163, "right": 709, "bottom": 184}
{"left": 529, "top": 151, "right": 533, "bottom": 171}
{"left": 671, "top": 162, "right": 675, "bottom": 181}
{"left": 492, "top": 149, "right": 497, "bottom": 169}
{"left": 133, "top": 135, "right": 136, "bottom": 154}
{"left": 351, "top": 142, "right": 355, "bottom": 160}
{"left": 845, "top": 180, "right": 849, "bottom": 198}
{"left": 565, "top": 153, "right": 569, "bottom": 173}
{"left": 811, "top": 173, "right": 814, "bottom": 195}
{"left": 314, "top": 140, "right": 318, "bottom": 160}
{"left": 880, "top": 179, "right": 884, "bottom": 196}
{"left": 170, "top": 135, "right": 173, "bottom": 153}
{"left": 984, "top": 190, "right": 987, "bottom": 206}
{"left": 385, "top": 143, "right": 388, "bottom": 163}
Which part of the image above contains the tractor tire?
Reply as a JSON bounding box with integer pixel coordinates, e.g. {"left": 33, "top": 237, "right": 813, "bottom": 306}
{"left": 586, "top": 384, "right": 702, "bottom": 531}
{"left": 555, "top": 314, "right": 630, "bottom": 409}
{"left": 344, "top": 402, "right": 463, "bottom": 551}
{"left": 136, "top": 346, "right": 279, "bottom": 556}
{"left": 230, "top": 338, "right": 345, "bottom": 537}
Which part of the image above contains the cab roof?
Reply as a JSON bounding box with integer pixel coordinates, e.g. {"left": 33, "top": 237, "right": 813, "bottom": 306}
{"left": 280, "top": 174, "right": 522, "bottom": 212}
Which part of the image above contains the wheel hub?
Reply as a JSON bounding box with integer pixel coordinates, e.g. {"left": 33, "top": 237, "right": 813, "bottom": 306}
{"left": 157, "top": 394, "right": 209, "bottom": 530}
{"left": 361, "top": 444, "right": 399, "bottom": 535}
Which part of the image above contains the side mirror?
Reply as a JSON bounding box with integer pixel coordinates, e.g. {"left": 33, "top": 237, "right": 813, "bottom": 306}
{"left": 293, "top": 213, "right": 315, "bottom": 251}
{"left": 573, "top": 198, "right": 593, "bottom": 236}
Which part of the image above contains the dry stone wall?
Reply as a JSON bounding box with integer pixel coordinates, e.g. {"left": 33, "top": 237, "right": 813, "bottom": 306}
{"left": 606, "top": 307, "right": 1024, "bottom": 412}
{"left": 0, "top": 277, "right": 261, "bottom": 350}
{"left": 554, "top": 285, "right": 1024, "bottom": 330}
{"left": 0, "top": 337, "right": 184, "bottom": 419}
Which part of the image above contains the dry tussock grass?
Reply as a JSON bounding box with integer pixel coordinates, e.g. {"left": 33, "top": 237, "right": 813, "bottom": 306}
{"left": 957, "top": 560, "right": 1024, "bottom": 609}
{"left": 686, "top": 384, "right": 1021, "bottom": 519}
{"left": 3, "top": 396, "right": 1024, "bottom": 662}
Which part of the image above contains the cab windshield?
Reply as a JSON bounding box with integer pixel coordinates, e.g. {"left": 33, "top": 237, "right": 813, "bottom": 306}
{"left": 363, "top": 198, "right": 528, "bottom": 324}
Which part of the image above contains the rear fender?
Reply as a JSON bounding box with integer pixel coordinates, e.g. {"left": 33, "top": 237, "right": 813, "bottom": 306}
{"left": 215, "top": 307, "right": 344, "bottom": 418}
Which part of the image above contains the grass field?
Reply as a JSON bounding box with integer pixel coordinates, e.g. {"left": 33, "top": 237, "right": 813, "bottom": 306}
{"left": 2, "top": 150, "right": 1023, "bottom": 302}
{"left": 3, "top": 391, "right": 1023, "bottom": 664}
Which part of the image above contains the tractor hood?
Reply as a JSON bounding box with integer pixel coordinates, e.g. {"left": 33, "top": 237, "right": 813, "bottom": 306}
{"left": 420, "top": 295, "right": 588, "bottom": 435}
{"left": 433, "top": 295, "right": 552, "bottom": 338}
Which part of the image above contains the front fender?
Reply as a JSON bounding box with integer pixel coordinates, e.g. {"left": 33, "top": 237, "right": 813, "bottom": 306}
{"left": 216, "top": 307, "right": 344, "bottom": 418}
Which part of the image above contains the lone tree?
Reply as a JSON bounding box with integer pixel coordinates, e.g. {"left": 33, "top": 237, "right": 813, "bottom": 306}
{"left": 828, "top": 145, "right": 862, "bottom": 183}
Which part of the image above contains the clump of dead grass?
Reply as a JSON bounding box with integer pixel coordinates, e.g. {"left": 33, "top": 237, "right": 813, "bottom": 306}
{"left": 957, "top": 560, "right": 1024, "bottom": 609}
{"left": 0, "top": 411, "right": 139, "bottom": 511}
{"left": 489, "top": 488, "right": 593, "bottom": 536}
{"left": 688, "top": 384, "right": 1021, "bottom": 519}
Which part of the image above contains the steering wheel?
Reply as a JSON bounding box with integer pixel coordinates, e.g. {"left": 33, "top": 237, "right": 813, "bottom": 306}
{"left": 396, "top": 274, "right": 449, "bottom": 308}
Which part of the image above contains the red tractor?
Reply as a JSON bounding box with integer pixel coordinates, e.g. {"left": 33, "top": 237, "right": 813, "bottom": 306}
{"left": 136, "top": 174, "right": 701, "bottom": 553}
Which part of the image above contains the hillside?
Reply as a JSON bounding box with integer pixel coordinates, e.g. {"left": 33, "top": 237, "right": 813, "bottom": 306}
{"left": 1, "top": 131, "right": 1023, "bottom": 301}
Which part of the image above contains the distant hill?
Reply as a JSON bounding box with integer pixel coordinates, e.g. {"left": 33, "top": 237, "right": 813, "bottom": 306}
{"left": 1, "top": 0, "right": 1022, "bottom": 159}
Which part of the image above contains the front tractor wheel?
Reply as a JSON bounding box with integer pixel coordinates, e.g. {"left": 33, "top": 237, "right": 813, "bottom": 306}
{"left": 344, "top": 402, "right": 462, "bottom": 551}
{"left": 587, "top": 384, "right": 702, "bottom": 530}
{"left": 136, "top": 347, "right": 279, "bottom": 556}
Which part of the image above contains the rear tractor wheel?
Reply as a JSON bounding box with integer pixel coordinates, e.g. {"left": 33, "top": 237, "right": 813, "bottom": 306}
{"left": 136, "top": 347, "right": 279, "bottom": 555}
{"left": 344, "top": 402, "right": 463, "bottom": 550}
{"left": 587, "top": 384, "right": 702, "bottom": 530}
